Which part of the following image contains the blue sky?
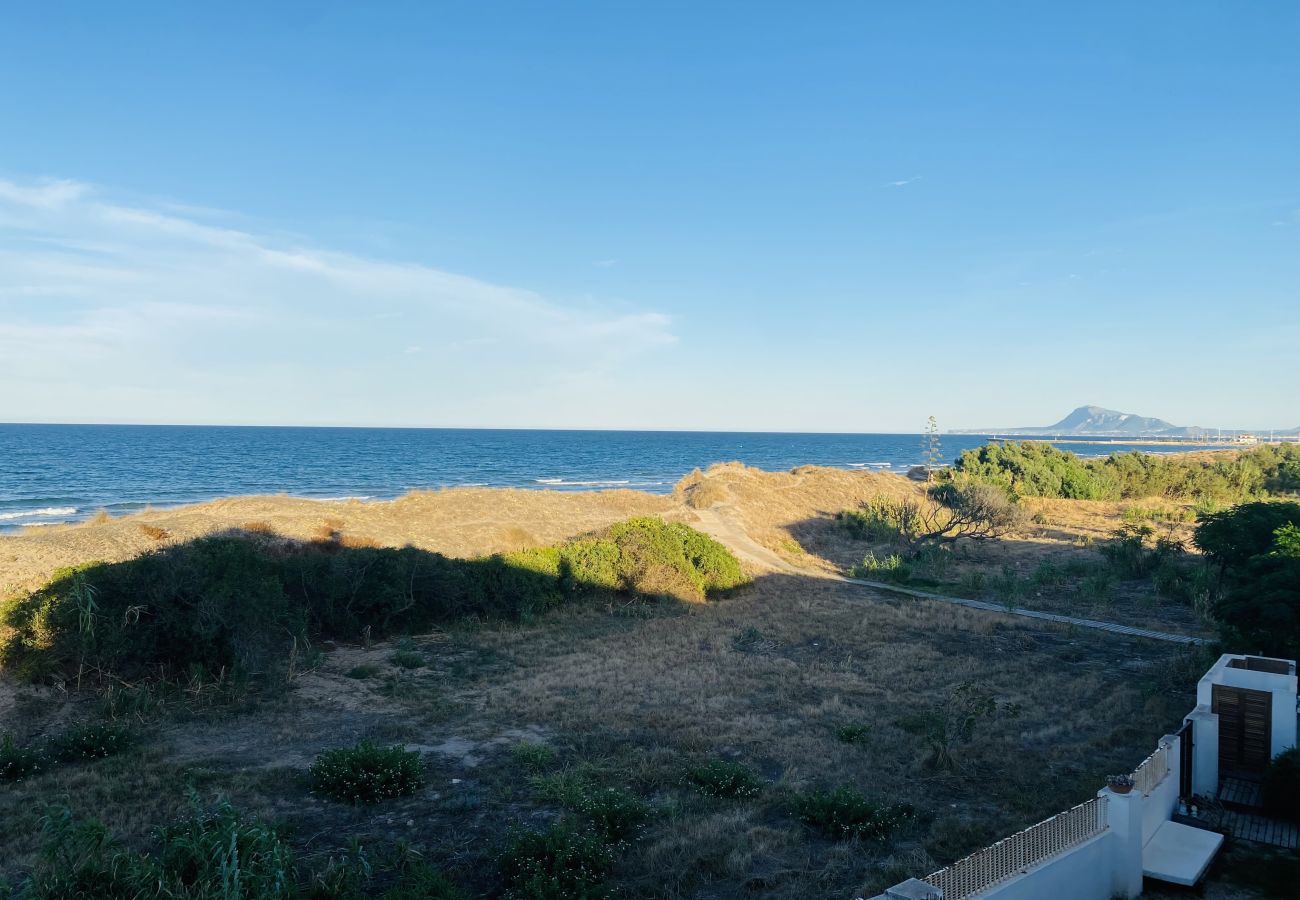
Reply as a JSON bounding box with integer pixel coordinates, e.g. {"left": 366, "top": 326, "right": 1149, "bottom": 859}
{"left": 1, "top": 1, "right": 1297, "bottom": 431}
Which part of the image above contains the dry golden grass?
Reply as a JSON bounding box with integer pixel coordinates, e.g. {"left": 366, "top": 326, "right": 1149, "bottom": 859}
{"left": 0, "top": 569, "right": 1209, "bottom": 897}
{"left": 136, "top": 523, "right": 169, "bottom": 541}
{"left": 0, "top": 487, "right": 677, "bottom": 598}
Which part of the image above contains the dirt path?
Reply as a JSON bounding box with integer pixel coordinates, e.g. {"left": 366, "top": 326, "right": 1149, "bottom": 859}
{"left": 690, "top": 505, "right": 1204, "bottom": 645}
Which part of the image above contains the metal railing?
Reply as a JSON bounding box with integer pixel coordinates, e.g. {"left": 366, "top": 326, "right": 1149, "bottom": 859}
{"left": 1132, "top": 744, "right": 1169, "bottom": 797}
{"left": 924, "top": 797, "right": 1109, "bottom": 900}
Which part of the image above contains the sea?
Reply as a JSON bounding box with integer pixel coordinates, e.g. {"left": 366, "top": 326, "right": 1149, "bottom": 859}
{"left": 0, "top": 424, "right": 1236, "bottom": 532}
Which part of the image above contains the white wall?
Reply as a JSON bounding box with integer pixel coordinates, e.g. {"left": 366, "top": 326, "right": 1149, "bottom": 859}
{"left": 1143, "top": 737, "right": 1181, "bottom": 844}
{"left": 1196, "top": 654, "right": 1298, "bottom": 757}
{"left": 974, "top": 832, "right": 1116, "bottom": 900}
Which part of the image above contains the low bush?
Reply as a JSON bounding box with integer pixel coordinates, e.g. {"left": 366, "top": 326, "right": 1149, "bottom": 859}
{"left": 833, "top": 722, "right": 871, "bottom": 744}
{"left": 1197, "top": 502, "right": 1300, "bottom": 656}
{"left": 510, "top": 741, "right": 557, "bottom": 772}
{"left": 791, "top": 786, "right": 915, "bottom": 841}
{"left": 953, "top": 441, "right": 1300, "bottom": 503}
{"left": 389, "top": 650, "right": 425, "bottom": 670}
{"left": 12, "top": 802, "right": 462, "bottom": 899}
{"left": 0, "top": 733, "right": 44, "bottom": 783}
{"left": 48, "top": 722, "right": 135, "bottom": 763}
{"left": 0, "top": 518, "right": 747, "bottom": 687}
{"left": 836, "top": 496, "right": 909, "bottom": 542}
{"left": 849, "top": 551, "right": 910, "bottom": 583}
{"left": 496, "top": 822, "right": 615, "bottom": 900}
{"left": 682, "top": 758, "right": 763, "bottom": 799}
{"left": 573, "top": 788, "right": 652, "bottom": 845}
{"left": 309, "top": 740, "right": 425, "bottom": 804}
{"left": 346, "top": 664, "right": 380, "bottom": 679}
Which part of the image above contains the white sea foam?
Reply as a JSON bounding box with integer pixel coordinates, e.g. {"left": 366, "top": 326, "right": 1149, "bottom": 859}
{"left": 534, "top": 478, "right": 631, "bottom": 487}
{"left": 0, "top": 506, "right": 78, "bottom": 521}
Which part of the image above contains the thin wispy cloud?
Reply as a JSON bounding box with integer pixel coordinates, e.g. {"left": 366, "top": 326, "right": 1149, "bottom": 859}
{"left": 885, "top": 176, "right": 921, "bottom": 187}
{"left": 0, "top": 177, "right": 676, "bottom": 426}
{"left": 593, "top": 258, "right": 618, "bottom": 268}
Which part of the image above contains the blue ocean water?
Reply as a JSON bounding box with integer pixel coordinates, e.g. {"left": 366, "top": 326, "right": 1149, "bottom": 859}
{"left": 0, "top": 424, "right": 1233, "bottom": 531}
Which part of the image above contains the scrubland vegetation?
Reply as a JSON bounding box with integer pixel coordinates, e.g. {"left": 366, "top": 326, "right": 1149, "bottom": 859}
{"left": 952, "top": 440, "right": 1300, "bottom": 503}
{"left": 1, "top": 455, "right": 1292, "bottom": 898}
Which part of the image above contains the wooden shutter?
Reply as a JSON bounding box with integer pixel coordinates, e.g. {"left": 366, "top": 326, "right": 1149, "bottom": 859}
{"left": 1213, "top": 685, "right": 1273, "bottom": 776}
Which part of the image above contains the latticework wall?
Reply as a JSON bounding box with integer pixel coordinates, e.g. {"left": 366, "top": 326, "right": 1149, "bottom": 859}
{"left": 924, "top": 797, "right": 1109, "bottom": 900}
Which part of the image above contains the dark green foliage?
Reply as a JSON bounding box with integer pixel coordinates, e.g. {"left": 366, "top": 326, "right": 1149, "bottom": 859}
{"left": 849, "top": 551, "right": 911, "bottom": 583}
{"left": 791, "top": 787, "right": 915, "bottom": 841}
{"left": 682, "top": 758, "right": 763, "bottom": 798}
{"left": 0, "top": 518, "right": 747, "bottom": 687}
{"left": 17, "top": 807, "right": 166, "bottom": 899}
{"left": 836, "top": 497, "right": 908, "bottom": 541}
{"left": 1214, "top": 554, "right": 1300, "bottom": 658}
{"left": 346, "top": 664, "right": 380, "bottom": 679}
{"left": 1223, "top": 845, "right": 1300, "bottom": 896}
{"left": 309, "top": 741, "right": 425, "bottom": 804}
{"left": 1194, "top": 501, "right": 1300, "bottom": 568}
{"left": 48, "top": 722, "right": 136, "bottom": 763}
{"left": 388, "top": 650, "right": 425, "bottom": 670}
{"left": 832, "top": 722, "right": 871, "bottom": 744}
{"left": 1262, "top": 748, "right": 1300, "bottom": 823}
{"left": 374, "top": 861, "right": 465, "bottom": 900}
{"left": 953, "top": 441, "right": 1110, "bottom": 499}
{"left": 510, "top": 741, "right": 557, "bottom": 773}
{"left": 953, "top": 441, "right": 1300, "bottom": 503}
{"left": 13, "top": 803, "right": 463, "bottom": 899}
{"left": 573, "top": 788, "right": 652, "bottom": 845}
{"left": 155, "top": 802, "right": 299, "bottom": 896}
{"left": 496, "top": 822, "right": 615, "bottom": 900}
{"left": 1195, "top": 502, "right": 1300, "bottom": 657}
{"left": 0, "top": 733, "right": 44, "bottom": 783}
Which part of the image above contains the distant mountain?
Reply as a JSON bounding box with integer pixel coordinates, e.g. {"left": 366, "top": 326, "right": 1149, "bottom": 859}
{"left": 1040, "top": 405, "right": 1179, "bottom": 436}
{"left": 955, "top": 405, "right": 1207, "bottom": 437}
{"left": 953, "top": 405, "right": 1299, "bottom": 438}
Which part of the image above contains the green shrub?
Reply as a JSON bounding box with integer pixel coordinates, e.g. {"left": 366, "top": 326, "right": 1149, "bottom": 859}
{"left": 496, "top": 822, "right": 615, "bottom": 900}
{"left": 1197, "top": 502, "right": 1300, "bottom": 656}
{"left": 376, "top": 860, "right": 465, "bottom": 900}
{"left": 389, "top": 650, "right": 425, "bottom": 670}
{"left": 309, "top": 741, "right": 425, "bottom": 804}
{"left": 156, "top": 802, "right": 298, "bottom": 896}
{"left": 682, "top": 758, "right": 763, "bottom": 798}
{"left": 953, "top": 441, "right": 1300, "bottom": 503}
{"left": 17, "top": 807, "right": 165, "bottom": 899}
{"left": 346, "top": 664, "right": 380, "bottom": 679}
{"left": 13, "top": 803, "right": 462, "bottom": 899}
{"left": 849, "top": 551, "right": 910, "bottom": 583}
{"left": 48, "top": 722, "right": 135, "bottom": 763}
{"left": 510, "top": 741, "right": 557, "bottom": 772}
{"left": 791, "top": 786, "right": 915, "bottom": 840}
{"left": 0, "top": 733, "right": 44, "bottom": 783}
{"left": 0, "top": 518, "right": 747, "bottom": 687}
{"left": 1195, "top": 502, "right": 1300, "bottom": 568}
{"left": 837, "top": 497, "right": 910, "bottom": 542}
{"left": 833, "top": 722, "right": 871, "bottom": 744}
{"left": 574, "top": 788, "right": 652, "bottom": 845}
{"left": 1262, "top": 747, "right": 1300, "bottom": 823}
{"left": 1099, "top": 526, "right": 1154, "bottom": 577}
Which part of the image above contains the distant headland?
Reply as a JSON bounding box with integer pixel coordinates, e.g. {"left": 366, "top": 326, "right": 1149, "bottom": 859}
{"left": 951, "top": 405, "right": 1300, "bottom": 442}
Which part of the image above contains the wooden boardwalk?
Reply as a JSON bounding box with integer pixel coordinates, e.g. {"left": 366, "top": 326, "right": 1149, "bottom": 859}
{"left": 839, "top": 576, "right": 1206, "bottom": 645}
{"left": 1201, "top": 806, "right": 1299, "bottom": 849}
{"left": 1217, "top": 776, "right": 1262, "bottom": 809}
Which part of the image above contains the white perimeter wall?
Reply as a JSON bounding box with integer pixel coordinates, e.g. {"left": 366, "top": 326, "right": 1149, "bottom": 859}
{"left": 975, "top": 832, "right": 1115, "bottom": 900}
